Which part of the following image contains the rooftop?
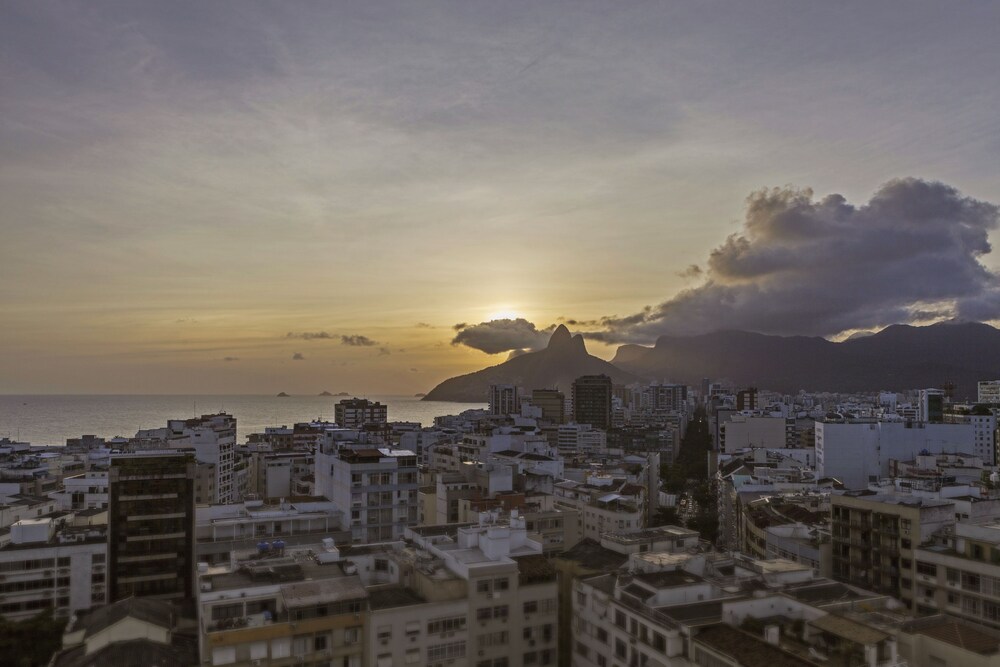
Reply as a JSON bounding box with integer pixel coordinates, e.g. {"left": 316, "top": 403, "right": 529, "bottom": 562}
{"left": 555, "top": 538, "right": 627, "bottom": 571}
{"left": 695, "top": 624, "right": 818, "bottom": 667}
{"left": 632, "top": 570, "right": 704, "bottom": 589}
{"left": 809, "top": 614, "right": 889, "bottom": 645}
{"left": 366, "top": 585, "right": 427, "bottom": 611}
{"left": 906, "top": 616, "right": 1000, "bottom": 655}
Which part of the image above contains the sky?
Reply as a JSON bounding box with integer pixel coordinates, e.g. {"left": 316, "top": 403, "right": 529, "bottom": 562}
{"left": 2, "top": 1, "right": 999, "bottom": 395}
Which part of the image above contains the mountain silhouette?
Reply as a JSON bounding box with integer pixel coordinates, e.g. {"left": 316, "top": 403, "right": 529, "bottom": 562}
{"left": 610, "top": 321, "right": 1000, "bottom": 397}
{"left": 423, "top": 325, "right": 638, "bottom": 402}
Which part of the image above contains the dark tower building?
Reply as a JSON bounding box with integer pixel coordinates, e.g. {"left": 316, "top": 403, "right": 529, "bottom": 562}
{"left": 531, "top": 388, "right": 566, "bottom": 424}
{"left": 736, "top": 387, "right": 758, "bottom": 412}
{"left": 108, "top": 451, "right": 196, "bottom": 602}
{"left": 572, "top": 375, "right": 613, "bottom": 430}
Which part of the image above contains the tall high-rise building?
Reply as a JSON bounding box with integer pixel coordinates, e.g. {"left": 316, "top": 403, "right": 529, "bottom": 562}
{"left": 334, "top": 398, "right": 388, "bottom": 429}
{"left": 489, "top": 384, "right": 521, "bottom": 416}
{"left": 918, "top": 388, "right": 945, "bottom": 423}
{"left": 736, "top": 387, "right": 758, "bottom": 412}
{"left": 108, "top": 452, "right": 196, "bottom": 602}
{"left": 572, "top": 375, "right": 612, "bottom": 430}
{"left": 531, "top": 388, "right": 566, "bottom": 424}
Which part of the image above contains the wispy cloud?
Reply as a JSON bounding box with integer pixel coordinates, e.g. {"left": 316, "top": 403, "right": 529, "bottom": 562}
{"left": 287, "top": 331, "right": 333, "bottom": 340}
{"left": 341, "top": 335, "right": 378, "bottom": 347}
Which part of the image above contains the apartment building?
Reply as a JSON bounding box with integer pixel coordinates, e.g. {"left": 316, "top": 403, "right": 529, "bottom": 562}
{"left": 0, "top": 516, "right": 107, "bottom": 621}
{"left": 50, "top": 471, "right": 108, "bottom": 511}
{"left": 135, "top": 413, "right": 237, "bottom": 504}
{"left": 816, "top": 420, "right": 975, "bottom": 489}
{"left": 195, "top": 498, "right": 348, "bottom": 565}
{"left": 553, "top": 479, "right": 645, "bottom": 541}
{"left": 831, "top": 493, "right": 955, "bottom": 609}
{"left": 913, "top": 520, "right": 1000, "bottom": 627}
{"left": 198, "top": 554, "right": 367, "bottom": 667}
{"left": 315, "top": 446, "right": 418, "bottom": 542}
{"left": 335, "top": 398, "right": 388, "bottom": 429}
{"left": 108, "top": 451, "right": 197, "bottom": 602}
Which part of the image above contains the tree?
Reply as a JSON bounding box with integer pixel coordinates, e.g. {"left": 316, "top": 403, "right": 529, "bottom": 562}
{"left": 651, "top": 506, "right": 681, "bottom": 527}
{"left": 0, "top": 609, "right": 68, "bottom": 667}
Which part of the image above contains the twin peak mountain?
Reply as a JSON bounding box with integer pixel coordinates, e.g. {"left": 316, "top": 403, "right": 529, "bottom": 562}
{"left": 422, "top": 321, "right": 1000, "bottom": 402}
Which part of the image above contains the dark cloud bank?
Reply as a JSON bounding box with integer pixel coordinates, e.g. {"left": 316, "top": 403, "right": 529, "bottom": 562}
{"left": 595, "top": 178, "right": 1000, "bottom": 342}
{"left": 451, "top": 179, "right": 1000, "bottom": 354}
{"left": 452, "top": 318, "right": 555, "bottom": 354}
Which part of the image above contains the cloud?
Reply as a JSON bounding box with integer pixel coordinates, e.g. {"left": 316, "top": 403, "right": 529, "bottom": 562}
{"left": 590, "top": 179, "right": 1000, "bottom": 342}
{"left": 452, "top": 318, "right": 555, "bottom": 354}
{"left": 292, "top": 352, "right": 305, "bottom": 360}
{"left": 222, "top": 356, "right": 239, "bottom": 362}
{"left": 341, "top": 335, "right": 378, "bottom": 346}
{"left": 287, "top": 331, "right": 333, "bottom": 340}
{"left": 409, "top": 367, "right": 419, "bottom": 372}
{"left": 678, "top": 264, "right": 702, "bottom": 279}
{"left": 414, "top": 322, "right": 433, "bottom": 328}
{"left": 378, "top": 347, "right": 391, "bottom": 356}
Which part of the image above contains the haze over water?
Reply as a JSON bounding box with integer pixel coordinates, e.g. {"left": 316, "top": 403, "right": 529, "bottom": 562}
{"left": 0, "top": 395, "right": 485, "bottom": 446}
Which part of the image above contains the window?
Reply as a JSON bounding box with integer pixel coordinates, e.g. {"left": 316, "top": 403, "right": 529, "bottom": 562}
{"left": 427, "top": 616, "right": 465, "bottom": 634}
{"left": 962, "top": 572, "right": 982, "bottom": 592}
{"left": 344, "top": 627, "right": 361, "bottom": 644}
{"left": 615, "top": 638, "right": 627, "bottom": 659}
{"left": 479, "top": 631, "right": 508, "bottom": 648}
{"left": 916, "top": 562, "right": 937, "bottom": 576}
{"left": 477, "top": 579, "right": 491, "bottom": 593}
{"left": 212, "top": 647, "right": 236, "bottom": 665}
{"left": 524, "top": 600, "right": 538, "bottom": 614}
{"left": 427, "top": 641, "right": 466, "bottom": 661}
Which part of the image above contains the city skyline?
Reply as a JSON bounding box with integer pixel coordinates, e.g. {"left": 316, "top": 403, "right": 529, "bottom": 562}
{"left": 3, "top": 1, "right": 1000, "bottom": 394}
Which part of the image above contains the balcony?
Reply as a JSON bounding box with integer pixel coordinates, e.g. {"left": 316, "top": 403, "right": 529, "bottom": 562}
{"left": 206, "top": 612, "right": 280, "bottom": 634}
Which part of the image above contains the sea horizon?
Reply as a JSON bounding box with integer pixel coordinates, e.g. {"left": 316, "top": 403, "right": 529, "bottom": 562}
{"left": 0, "top": 394, "right": 487, "bottom": 446}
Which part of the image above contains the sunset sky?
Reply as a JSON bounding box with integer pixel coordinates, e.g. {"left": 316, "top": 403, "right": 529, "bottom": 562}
{"left": 2, "top": 1, "right": 999, "bottom": 394}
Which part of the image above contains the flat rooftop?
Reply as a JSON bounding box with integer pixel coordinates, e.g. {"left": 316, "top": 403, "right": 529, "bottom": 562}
{"left": 695, "top": 625, "right": 818, "bottom": 667}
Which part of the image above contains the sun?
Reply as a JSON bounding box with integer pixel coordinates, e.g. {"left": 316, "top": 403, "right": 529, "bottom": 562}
{"left": 486, "top": 308, "right": 522, "bottom": 321}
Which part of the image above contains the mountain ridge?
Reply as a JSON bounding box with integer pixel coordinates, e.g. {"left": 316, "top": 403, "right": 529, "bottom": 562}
{"left": 422, "top": 325, "right": 638, "bottom": 402}
{"left": 612, "top": 321, "right": 1000, "bottom": 397}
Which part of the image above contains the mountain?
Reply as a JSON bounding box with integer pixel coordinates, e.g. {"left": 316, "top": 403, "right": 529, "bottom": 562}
{"left": 610, "top": 321, "right": 1000, "bottom": 397}
{"left": 423, "top": 325, "right": 638, "bottom": 402}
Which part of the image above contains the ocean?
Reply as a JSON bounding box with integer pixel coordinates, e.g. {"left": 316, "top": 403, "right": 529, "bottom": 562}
{"left": 0, "top": 395, "right": 486, "bottom": 446}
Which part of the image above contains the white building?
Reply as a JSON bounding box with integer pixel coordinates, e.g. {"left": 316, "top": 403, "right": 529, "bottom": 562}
{"left": 719, "top": 415, "right": 793, "bottom": 453}
{"left": 49, "top": 471, "right": 108, "bottom": 511}
{"left": 979, "top": 380, "right": 1000, "bottom": 405}
{"left": 315, "top": 446, "right": 418, "bottom": 542}
{"left": 0, "top": 517, "right": 107, "bottom": 621}
{"left": 136, "top": 413, "right": 237, "bottom": 504}
{"left": 816, "top": 420, "right": 975, "bottom": 489}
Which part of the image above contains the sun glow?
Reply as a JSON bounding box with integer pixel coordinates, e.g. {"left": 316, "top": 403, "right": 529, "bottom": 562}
{"left": 486, "top": 308, "right": 523, "bottom": 321}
